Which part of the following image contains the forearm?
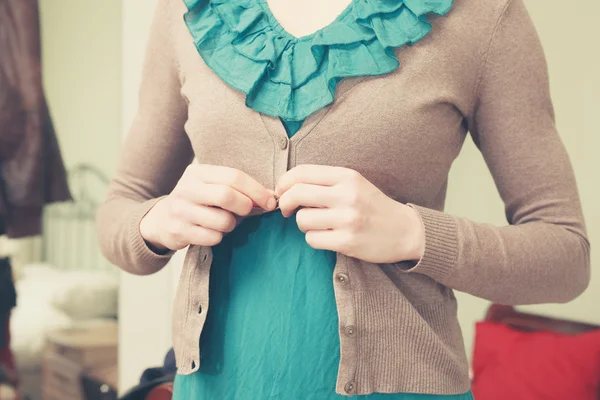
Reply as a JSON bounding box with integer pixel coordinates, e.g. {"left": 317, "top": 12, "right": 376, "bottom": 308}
{"left": 406, "top": 205, "right": 589, "bottom": 305}
{"left": 96, "top": 0, "right": 192, "bottom": 275}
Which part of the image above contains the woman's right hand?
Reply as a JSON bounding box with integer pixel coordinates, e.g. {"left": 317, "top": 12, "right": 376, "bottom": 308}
{"left": 140, "top": 164, "right": 277, "bottom": 252}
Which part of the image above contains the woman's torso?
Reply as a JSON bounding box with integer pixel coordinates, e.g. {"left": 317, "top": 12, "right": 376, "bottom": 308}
{"left": 165, "top": 0, "right": 508, "bottom": 394}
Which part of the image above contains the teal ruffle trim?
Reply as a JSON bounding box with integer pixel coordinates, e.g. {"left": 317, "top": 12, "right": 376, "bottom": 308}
{"left": 183, "top": 0, "right": 453, "bottom": 121}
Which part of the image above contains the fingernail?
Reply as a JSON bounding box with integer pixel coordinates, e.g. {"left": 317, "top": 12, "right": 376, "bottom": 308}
{"left": 267, "top": 197, "right": 277, "bottom": 210}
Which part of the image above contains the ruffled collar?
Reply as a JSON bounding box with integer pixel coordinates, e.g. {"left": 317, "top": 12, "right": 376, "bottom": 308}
{"left": 183, "top": 0, "right": 453, "bottom": 122}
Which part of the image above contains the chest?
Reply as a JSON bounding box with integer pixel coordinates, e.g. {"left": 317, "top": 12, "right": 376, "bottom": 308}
{"left": 173, "top": 2, "right": 475, "bottom": 204}
{"left": 265, "top": 0, "right": 352, "bottom": 38}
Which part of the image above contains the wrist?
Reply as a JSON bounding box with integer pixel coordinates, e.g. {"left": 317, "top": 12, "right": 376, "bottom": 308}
{"left": 396, "top": 203, "right": 425, "bottom": 262}
{"left": 139, "top": 200, "right": 170, "bottom": 254}
{"left": 408, "top": 205, "right": 425, "bottom": 261}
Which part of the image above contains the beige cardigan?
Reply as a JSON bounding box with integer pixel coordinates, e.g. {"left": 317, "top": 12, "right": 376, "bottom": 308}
{"left": 97, "top": 0, "right": 590, "bottom": 395}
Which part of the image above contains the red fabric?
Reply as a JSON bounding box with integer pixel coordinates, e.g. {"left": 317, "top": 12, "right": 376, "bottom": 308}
{"left": 472, "top": 321, "right": 600, "bottom": 400}
{"left": 0, "top": 313, "right": 15, "bottom": 372}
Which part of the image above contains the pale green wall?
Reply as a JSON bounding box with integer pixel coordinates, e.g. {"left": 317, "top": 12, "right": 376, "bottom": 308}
{"left": 450, "top": 1, "right": 600, "bottom": 360}
{"left": 39, "top": 0, "right": 123, "bottom": 178}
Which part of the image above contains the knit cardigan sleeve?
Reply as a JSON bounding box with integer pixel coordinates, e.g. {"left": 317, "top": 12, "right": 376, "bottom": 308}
{"left": 405, "top": 0, "right": 590, "bottom": 305}
{"left": 96, "top": 0, "right": 193, "bottom": 275}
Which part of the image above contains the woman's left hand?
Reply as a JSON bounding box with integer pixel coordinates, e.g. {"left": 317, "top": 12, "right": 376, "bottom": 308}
{"left": 276, "top": 165, "right": 425, "bottom": 264}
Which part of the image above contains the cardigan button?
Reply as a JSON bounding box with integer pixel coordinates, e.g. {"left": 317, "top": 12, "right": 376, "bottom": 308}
{"left": 344, "top": 381, "right": 356, "bottom": 394}
{"left": 336, "top": 273, "right": 349, "bottom": 284}
{"left": 344, "top": 325, "right": 356, "bottom": 337}
{"left": 279, "top": 137, "right": 288, "bottom": 150}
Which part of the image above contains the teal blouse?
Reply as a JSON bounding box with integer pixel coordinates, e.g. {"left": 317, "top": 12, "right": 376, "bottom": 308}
{"left": 173, "top": 0, "right": 473, "bottom": 398}
{"left": 173, "top": 209, "right": 473, "bottom": 399}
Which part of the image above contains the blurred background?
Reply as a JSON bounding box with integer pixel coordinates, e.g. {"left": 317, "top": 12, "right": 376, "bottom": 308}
{"left": 0, "top": 1, "right": 598, "bottom": 399}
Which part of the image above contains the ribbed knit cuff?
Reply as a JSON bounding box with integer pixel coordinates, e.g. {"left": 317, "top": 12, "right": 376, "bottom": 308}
{"left": 401, "top": 204, "right": 459, "bottom": 284}
{"left": 128, "top": 196, "right": 175, "bottom": 274}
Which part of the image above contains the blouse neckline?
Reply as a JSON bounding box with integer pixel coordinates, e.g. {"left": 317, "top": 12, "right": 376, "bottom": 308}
{"left": 257, "top": 0, "right": 355, "bottom": 43}
{"left": 182, "top": 0, "right": 454, "bottom": 122}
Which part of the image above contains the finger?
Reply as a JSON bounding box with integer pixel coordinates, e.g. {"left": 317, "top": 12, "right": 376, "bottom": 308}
{"left": 276, "top": 165, "right": 356, "bottom": 196}
{"left": 195, "top": 165, "right": 276, "bottom": 210}
{"left": 278, "top": 184, "right": 338, "bottom": 218}
{"left": 305, "top": 230, "right": 353, "bottom": 254}
{"left": 183, "top": 203, "right": 237, "bottom": 233}
{"left": 204, "top": 184, "right": 256, "bottom": 216}
{"left": 296, "top": 208, "right": 349, "bottom": 232}
{"left": 185, "top": 225, "right": 224, "bottom": 247}
{"left": 181, "top": 183, "right": 253, "bottom": 216}
{"left": 168, "top": 223, "right": 224, "bottom": 249}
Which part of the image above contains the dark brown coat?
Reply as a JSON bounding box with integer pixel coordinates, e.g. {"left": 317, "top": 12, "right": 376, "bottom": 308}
{"left": 0, "top": 0, "right": 71, "bottom": 238}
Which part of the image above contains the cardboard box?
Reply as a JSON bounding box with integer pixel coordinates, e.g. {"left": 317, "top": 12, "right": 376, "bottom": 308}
{"left": 42, "top": 320, "right": 118, "bottom": 400}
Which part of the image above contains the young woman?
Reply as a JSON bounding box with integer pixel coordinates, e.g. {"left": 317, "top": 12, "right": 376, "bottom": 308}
{"left": 98, "top": 0, "right": 590, "bottom": 398}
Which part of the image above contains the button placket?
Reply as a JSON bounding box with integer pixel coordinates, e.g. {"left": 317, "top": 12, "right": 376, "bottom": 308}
{"left": 196, "top": 250, "right": 208, "bottom": 315}
{"left": 259, "top": 113, "right": 291, "bottom": 185}
{"left": 193, "top": 247, "right": 211, "bottom": 375}
{"left": 275, "top": 139, "right": 290, "bottom": 186}
{"left": 333, "top": 264, "right": 358, "bottom": 396}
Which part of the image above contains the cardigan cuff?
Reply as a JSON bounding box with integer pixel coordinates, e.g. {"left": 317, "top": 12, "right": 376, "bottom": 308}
{"left": 398, "top": 204, "right": 459, "bottom": 283}
{"left": 128, "top": 196, "right": 175, "bottom": 274}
